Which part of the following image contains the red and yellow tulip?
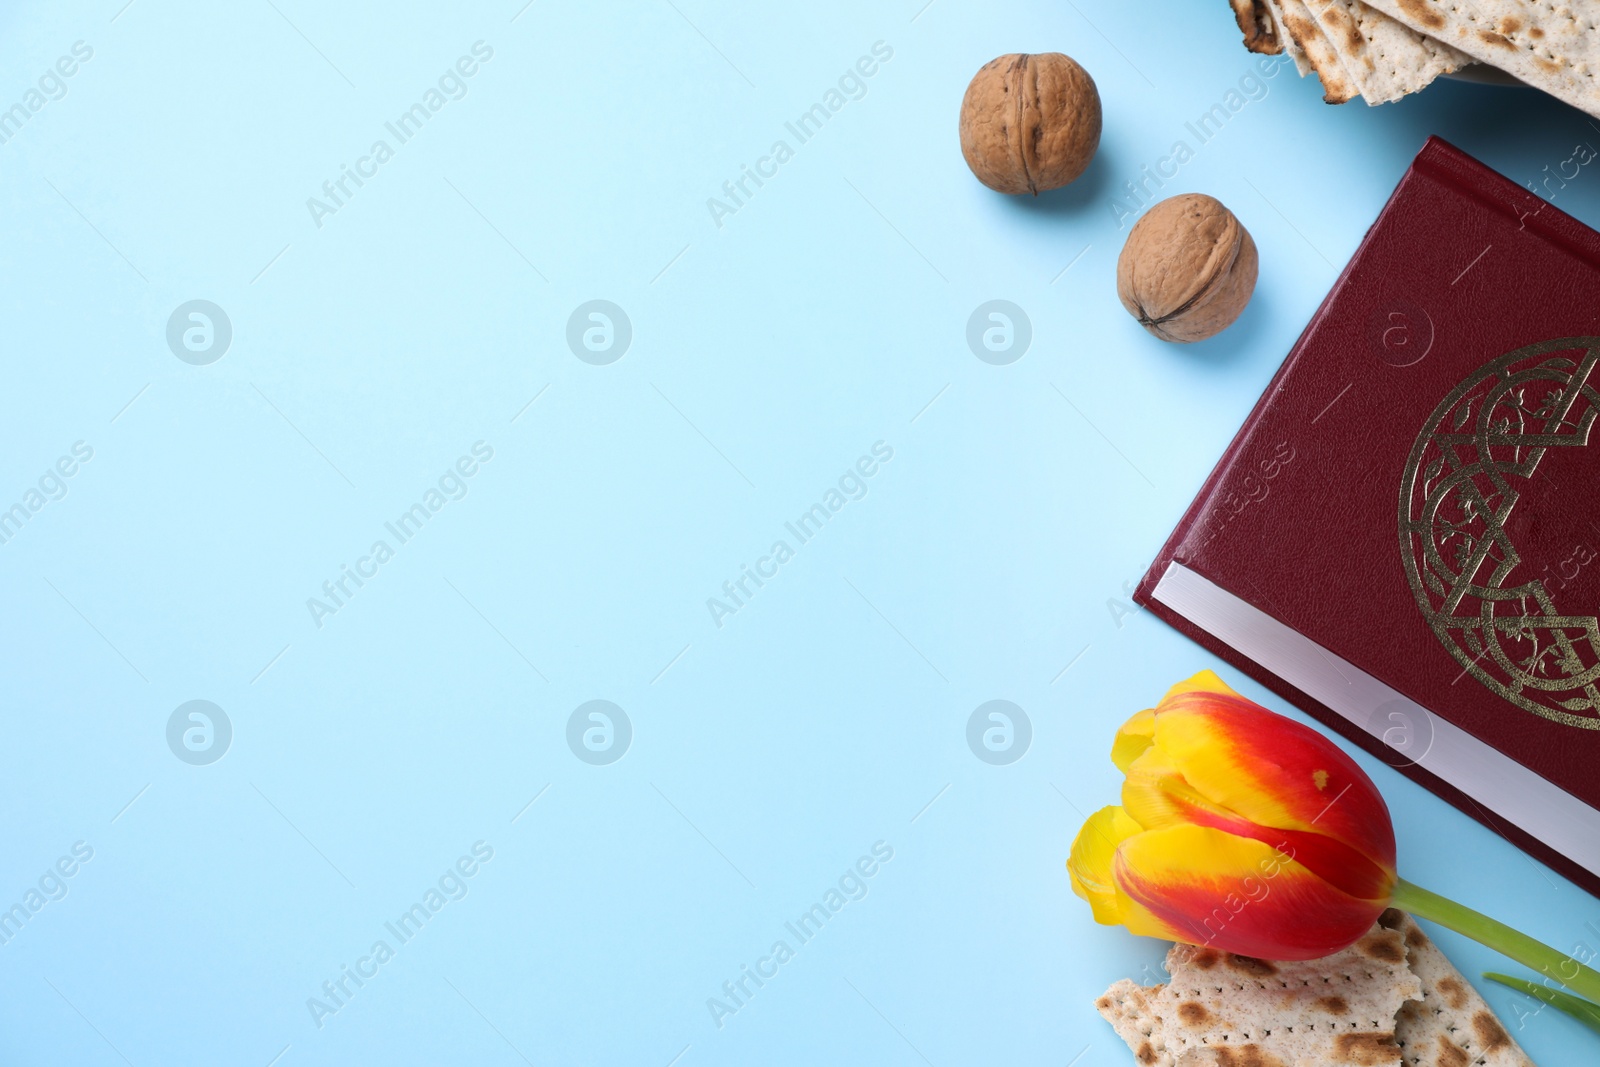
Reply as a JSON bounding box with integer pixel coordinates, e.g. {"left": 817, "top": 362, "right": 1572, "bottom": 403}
{"left": 1069, "top": 671, "right": 1397, "bottom": 959}
{"left": 1068, "top": 670, "right": 1600, "bottom": 1015}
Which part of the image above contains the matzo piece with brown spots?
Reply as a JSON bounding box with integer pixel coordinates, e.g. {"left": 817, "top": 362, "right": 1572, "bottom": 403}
{"left": 1096, "top": 924, "right": 1422, "bottom": 1066}
{"left": 1360, "top": 0, "right": 1600, "bottom": 117}
{"left": 1300, "top": 0, "right": 1470, "bottom": 104}
{"left": 1379, "top": 910, "right": 1535, "bottom": 1067}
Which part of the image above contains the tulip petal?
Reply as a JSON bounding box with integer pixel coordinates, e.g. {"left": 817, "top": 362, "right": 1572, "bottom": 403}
{"left": 1150, "top": 688, "right": 1397, "bottom": 895}
{"left": 1160, "top": 669, "right": 1240, "bottom": 702}
{"left": 1110, "top": 673, "right": 1236, "bottom": 772}
{"left": 1068, "top": 806, "right": 1184, "bottom": 940}
{"left": 1120, "top": 741, "right": 1395, "bottom": 901}
{"left": 1111, "top": 708, "right": 1156, "bottom": 772}
{"left": 1112, "top": 823, "right": 1387, "bottom": 960}
{"left": 1121, "top": 744, "right": 1243, "bottom": 833}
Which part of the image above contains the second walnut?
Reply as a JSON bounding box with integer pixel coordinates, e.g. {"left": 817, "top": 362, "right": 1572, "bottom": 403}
{"left": 1117, "top": 194, "right": 1259, "bottom": 344}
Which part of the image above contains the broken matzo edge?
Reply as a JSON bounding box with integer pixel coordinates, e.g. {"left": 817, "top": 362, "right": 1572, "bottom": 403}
{"left": 1273, "top": 0, "right": 1363, "bottom": 102}
{"left": 1361, "top": 0, "right": 1600, "bottom": 117}
{"left": 1304, "top": 0, "right": 1471, "bottom": 104}
{"left": 1262, "top": 0, "right": 1316, "bottom": 74}
{"left": 1096, "top": 922, "right": 1421, "bottom": 1066}
{"left": 1230, "top": 0, "right": 1285, "bottom": 53}
{"left": 1381, "top": 909, "right": 1536, "bottom": 1067}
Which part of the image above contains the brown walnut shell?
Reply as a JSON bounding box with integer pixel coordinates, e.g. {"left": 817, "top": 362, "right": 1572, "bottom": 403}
{"left": 1116, "top": 194, "right": 1258, "bottom": 344}
{"left": 959, "top": 52, "right": 1102, "bottom": 195}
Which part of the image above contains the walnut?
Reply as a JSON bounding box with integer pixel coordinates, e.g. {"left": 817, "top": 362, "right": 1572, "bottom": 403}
{"left": 1116, "top": 194, "right": 1258, "bottom": 343}
{"left": 959, "top": 52, "right": 1101, "bottom": 195}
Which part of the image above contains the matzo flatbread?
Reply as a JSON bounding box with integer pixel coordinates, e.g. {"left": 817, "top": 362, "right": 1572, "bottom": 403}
{"left": 1231, "top": 0, "right": 1285, "bottom": 53}
{"left": 1361, "top": 0, "right": 1600, "bottom": 117}
{"left": 1381, "top": 910, "right": 1536, "bottom": 1067}
{"left": 1273, "top": 0, "right": 1364, "bottom": 102}
{"left": 1262, "top": 0, "right": 1315, "bottom": 74}
{"left": 1303, "top": 0, "right": 1471, "bottom": 104}
{"left": 1096, "top": 923, "right": 1422, "bottom": 1066}
{"left": 1177, "top": 1049, "right": 1291, "bottom": 1066}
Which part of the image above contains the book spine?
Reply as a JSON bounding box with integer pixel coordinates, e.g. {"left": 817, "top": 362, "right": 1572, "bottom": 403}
{"left": 1413, "top": 135, "right": 1600, "bottom": 272}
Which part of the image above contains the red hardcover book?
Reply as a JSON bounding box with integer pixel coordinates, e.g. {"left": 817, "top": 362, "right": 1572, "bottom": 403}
{"left": 1135, "top": 137, "right": 1600, "bottom": 898}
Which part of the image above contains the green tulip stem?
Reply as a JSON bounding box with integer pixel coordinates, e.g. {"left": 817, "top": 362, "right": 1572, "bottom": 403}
{"left": 1391, "top": 879, "right": 1600, "bottom": 1004}
{"left": 1482, "top": 973, "right": 1600, "bottom": 1036}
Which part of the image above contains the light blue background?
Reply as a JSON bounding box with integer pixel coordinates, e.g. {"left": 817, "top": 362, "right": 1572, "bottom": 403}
{"left": 3, "top": 1, "right": 1599, "bottom": 1064}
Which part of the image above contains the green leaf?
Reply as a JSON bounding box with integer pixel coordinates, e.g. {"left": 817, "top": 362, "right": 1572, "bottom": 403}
{"left": 1484, "top": 972, "right": 1600, "bottom": 1036}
